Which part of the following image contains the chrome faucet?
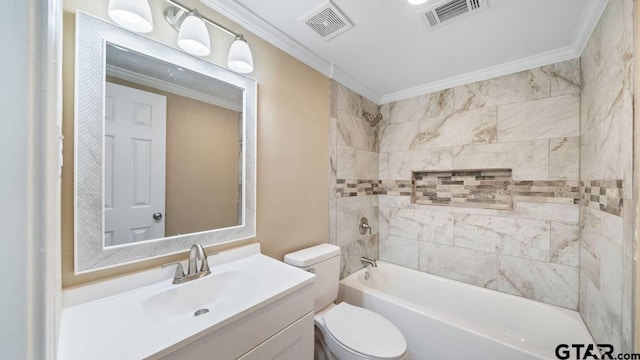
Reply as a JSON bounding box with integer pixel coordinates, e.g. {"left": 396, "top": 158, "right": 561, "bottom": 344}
{"left": 361, "top": 257, "right": 378, "bottom": 268}
{"left": 162, "top": 243, "right": 212, "bottom": 284}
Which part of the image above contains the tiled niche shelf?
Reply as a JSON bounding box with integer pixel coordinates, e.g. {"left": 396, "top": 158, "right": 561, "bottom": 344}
{"left": 412, "top": 169, "right": 513, "bottom": 210}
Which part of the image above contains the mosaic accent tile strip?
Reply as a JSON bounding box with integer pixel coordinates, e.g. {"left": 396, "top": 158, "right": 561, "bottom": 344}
{"left": 512, "top": 180, "right": 580, "bottom": 204}
{"left": 412, "top": 170, "right": 513, "bottom": 210}
{"left": 336, "top": 179, "right": 380, "bottom": 197}
{"left": 580, "top": 180, "right": 624, "bottom": 216}
{"left": 336, "top": 176, "right": 587, "bottom": 211}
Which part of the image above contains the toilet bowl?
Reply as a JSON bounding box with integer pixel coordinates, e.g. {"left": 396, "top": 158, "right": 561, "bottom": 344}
{"left": 284, "top": 244, "right": 408, "bottom": 360}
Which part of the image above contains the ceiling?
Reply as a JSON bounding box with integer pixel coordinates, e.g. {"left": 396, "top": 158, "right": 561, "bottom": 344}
{"left": 202, "top": 0, "right": 607, "bottom": 103}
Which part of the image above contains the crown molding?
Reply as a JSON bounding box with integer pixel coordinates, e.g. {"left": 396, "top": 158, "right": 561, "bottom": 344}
{"left": 380, "top": 46, "right": 580, "bottom": 104}
{"left": 200, "top": 0, "right": 607, "bottom": 105}
{"left": 199, "top": 0, "right": 381, "bottom": 103}
{"left": 331, "top": 65, "right": 381, "bottom": 104}
{"left": 380, "top": 0, "right": 608, "bottom": 104}
{"left": 200, "top": 0, "right": 331, "bottom": 76}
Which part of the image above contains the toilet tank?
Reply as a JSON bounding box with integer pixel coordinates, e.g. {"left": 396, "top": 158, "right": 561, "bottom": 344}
{"left": 284, "top": 244, "right": 341, "bottom": 312}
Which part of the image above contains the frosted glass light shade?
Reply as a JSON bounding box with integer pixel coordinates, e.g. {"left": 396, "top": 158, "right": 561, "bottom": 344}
{"left": 108, "top": 0, "right": 153, "bottom": 33}
{"left": 178, "top": 13, "right": 211, "bottom": 56}
{"left": 227, "top": 36, "right": 254, "bottom": 74}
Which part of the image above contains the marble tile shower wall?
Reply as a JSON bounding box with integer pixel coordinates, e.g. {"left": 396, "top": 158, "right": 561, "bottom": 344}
{"left": 330, "top": 81, "right": 380, "bottom": 278}
{"left": 579, "top": 0, "right": 634, "bottom": 352}
{"left": 377, "top": 58, "right": 582, "bottom": 310}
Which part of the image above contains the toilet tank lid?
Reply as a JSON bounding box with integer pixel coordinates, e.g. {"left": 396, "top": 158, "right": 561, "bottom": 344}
{"left": 284, "top": 244, "right": 341, "bottom": 267}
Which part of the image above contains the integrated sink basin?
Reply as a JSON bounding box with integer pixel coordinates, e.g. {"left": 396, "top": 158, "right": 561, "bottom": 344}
{"left": 57, "top": 244, "right": 315, "bottom": 360}
{"left": 143, "top": 270, "right": 260, "bottom": 321}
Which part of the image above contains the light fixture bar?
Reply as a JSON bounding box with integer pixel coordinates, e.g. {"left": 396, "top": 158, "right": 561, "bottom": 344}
{"left": 165, "top": 0, "right": 238, "bottom": 38}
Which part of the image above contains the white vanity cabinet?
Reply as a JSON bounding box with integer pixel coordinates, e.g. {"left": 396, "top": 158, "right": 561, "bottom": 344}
{"left": 155, "top": 285, "right": 314, "bottom": 360}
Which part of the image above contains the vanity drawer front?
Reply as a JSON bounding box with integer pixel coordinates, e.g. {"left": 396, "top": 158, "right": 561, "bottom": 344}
{"left": 157, "top": 285, "right": 314, "bottom": 360}
{"left": 237, "top": 312, "right": 314, "bottom": 360}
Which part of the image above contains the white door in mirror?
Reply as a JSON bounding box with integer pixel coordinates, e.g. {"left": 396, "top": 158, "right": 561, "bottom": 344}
{"left": 104, "top": 82, "right": 167, "bottom": 246}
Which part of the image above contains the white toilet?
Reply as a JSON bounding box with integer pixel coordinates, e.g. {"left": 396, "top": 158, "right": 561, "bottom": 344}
{"left": 284, "top": 244, "right": 408, "bottom": 360}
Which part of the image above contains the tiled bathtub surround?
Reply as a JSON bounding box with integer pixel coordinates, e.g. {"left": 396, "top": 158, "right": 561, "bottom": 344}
{"left": 378, "top": 58, "right": 582, "bottom": 309}
{"left": 412, "top": 169, "right": 513, "bottom": 210}
{"left": 578, "top": 0, "right": 634, "bottom": 352}
{"left": 330, "top": 81, "right": 380, "bottom": 278}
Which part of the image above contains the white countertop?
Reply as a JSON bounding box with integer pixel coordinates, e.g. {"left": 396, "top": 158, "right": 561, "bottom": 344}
{"left": 57, "top": 249, "right": 314, "bottom": 360}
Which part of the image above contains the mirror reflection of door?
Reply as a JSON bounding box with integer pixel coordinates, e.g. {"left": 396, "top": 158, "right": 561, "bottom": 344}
{"left": 104, "top": 82, "right": 167, "bottom": 246}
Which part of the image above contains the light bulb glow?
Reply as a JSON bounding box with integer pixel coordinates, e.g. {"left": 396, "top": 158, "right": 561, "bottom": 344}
{"left": 108, "top": 0, "right": 153, "bottom": 33}
{"left": 227, "top": 36, "right": 254, "bottom": 74}
{"left": 178, "top": 13, "right": 211, "bottom": 56}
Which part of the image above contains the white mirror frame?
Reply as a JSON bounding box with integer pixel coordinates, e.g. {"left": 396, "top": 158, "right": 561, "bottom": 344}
{"left": 74, "top": 12, "right": 256, "bottom": 273}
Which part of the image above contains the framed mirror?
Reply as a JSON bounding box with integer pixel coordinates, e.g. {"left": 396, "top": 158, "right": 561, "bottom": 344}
{"left": 74, "top": 12, "right": 256, "bottom": 273}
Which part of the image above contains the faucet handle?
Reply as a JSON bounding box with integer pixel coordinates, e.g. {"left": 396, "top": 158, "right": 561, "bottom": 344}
{"left": 162, "top": 262, "right": 185, "bottom": 282}
{"left": 200, "top": 258, "right": 211, "bottom": 273}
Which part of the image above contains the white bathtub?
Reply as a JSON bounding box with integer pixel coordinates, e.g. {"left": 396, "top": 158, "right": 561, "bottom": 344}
{"left": 339, "top": 262, "right": 595, "bottom": 360}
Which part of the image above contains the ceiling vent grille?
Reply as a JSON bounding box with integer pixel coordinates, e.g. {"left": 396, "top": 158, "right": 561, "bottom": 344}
{"left": 303, "top": 2, "right": 353, "bottom": 41}
{"left": 422, "top": 0, "right": 488, "bottom": 30}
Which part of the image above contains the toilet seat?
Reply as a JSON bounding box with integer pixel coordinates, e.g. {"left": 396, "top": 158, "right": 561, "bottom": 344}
{"left": 322, "top": 303, "right": 407, "bottom": 360}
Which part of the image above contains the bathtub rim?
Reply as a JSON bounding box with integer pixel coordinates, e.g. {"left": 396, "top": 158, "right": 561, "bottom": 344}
{"left": 339, "top": 261, "right": 596, "bottom": 360}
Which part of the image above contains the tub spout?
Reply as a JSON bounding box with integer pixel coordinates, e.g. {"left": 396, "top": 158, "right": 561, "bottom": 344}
{"left": 361, "top": 257, "right": 377, "bottom": 267}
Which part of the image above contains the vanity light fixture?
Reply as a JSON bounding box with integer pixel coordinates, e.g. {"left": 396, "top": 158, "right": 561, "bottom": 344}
{"left": 177, "top": 10, "right": 211, "bottom": 56}
{"left": 227, "top": 35, "right": 254, "bottom": 74}
{"left": 164, "top": 0, "right": 255, "bottom": 73}
{"left": 108, "top": 0, "right": 154, "bottom": 33}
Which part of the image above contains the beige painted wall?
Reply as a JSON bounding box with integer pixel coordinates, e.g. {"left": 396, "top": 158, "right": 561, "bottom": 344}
{"left": 164, "top": 92, "right": 240, "bottom": 235}
{"left": 63, "top": 0, "right": 330, "bottom": 287}
{"left": 107, "top": 76, "right": 241, "bottom": 235}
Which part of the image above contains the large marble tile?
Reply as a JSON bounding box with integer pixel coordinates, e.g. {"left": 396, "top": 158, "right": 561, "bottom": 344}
{"left": 580, "top": 0, "right": 633, "bottom": 199}
{"left": 389, "top": 148, "right": 453, "bottom": 180}
{"left": 340, "top": 235, "right": 379, "bottom": 279}
{"left": 378, "top": 152, "right": 390, "bottom": 180}
{"left": 579, "top": 270, "right": 623, "bottom": 350}
{"left": 453, "top": 214, "right": 550, "bottom": 261}
{"left": 550, "top": 222, "right": 579, "bottom": 267}
{"left": 454, "top": 66, "right": 551, "bottom": 111}
{"left": 335, "top": 81, "right": 378, "bottom": 119}
{"left": 413, "top": 107, "right": 497, "bottom": 149}
{"left": 621, "top": 201, "right": 634, "bottom": 352}
{"left": 379, "top": 89, "right": 455, "bottom": 124}
{"left": 379, "top": 235, "right": 419, "bottom": 269}
{"left": 379, "top": 207, "right": 390, "bottom": 236}
{"left": 419, "top": 242, "right": 498, "bottom": 289}
{"left": 330, "top": 80, "right": 338, "bottom": 118}
{"left": 336, "top": 113, "right": 378, "bottom": 152}
{"left": 390, "top": 208, "right": 454, "bottom": 244}
{"left": 355, "top": 149, "right": 378, "bottom": 179}
{"left": 497, "top": 255, "right": 578, "bottom": 309}
{"left": 388, "top": 151, "right": 413, "bottom": 180}
{"left": 413, "top": 148, "right": 454, "bottom": 172}
{"left": 549, "top": 137, "right": 580, "bottom": 180}
{"left": 550, "top": 58, "right": 580, "bottom": 96}
{"left": 379, "top": 195, "right": 412, "bottom": 209}
{"left": 497, "top": 94, "right": 579, "bottom": 142}
{"left": 580, "top": 207, "right": 624, "bottom": 346}
{"left": 329, "top": 117, "right": 337, "bottom": 246}
{"left": 379, "top": 121, "right": 420, "bottom": 152}
{"left": 336, "top": 145, "right": 356, "bottom": 179}
{"left": 453, "top": 140, "right": 549, "bottom": 180}
{"left": 513, "top": 202, "right": 579, "bottom": 224}
{"left": 336, "top": 196, "right": 378, "bottom": 247}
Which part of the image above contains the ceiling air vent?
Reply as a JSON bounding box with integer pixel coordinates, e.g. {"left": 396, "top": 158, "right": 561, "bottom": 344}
{"left": 422, "top": 0, "right": 488, "bottom": 30}
{"left": 303, "top": 2, "right": 353, "bottom": 41}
